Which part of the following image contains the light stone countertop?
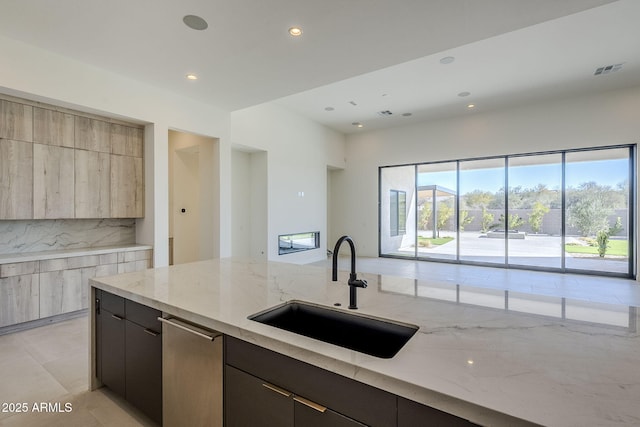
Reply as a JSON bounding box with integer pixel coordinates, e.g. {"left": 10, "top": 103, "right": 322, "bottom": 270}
{"left": 0, "top": 244, "right": 153, "bottom": 264}
{"left": 89, "top": 258, "right": 640, "bottom": 426}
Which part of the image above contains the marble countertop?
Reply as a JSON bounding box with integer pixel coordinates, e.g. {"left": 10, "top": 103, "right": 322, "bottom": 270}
{"left": 0, "top": 244, "right": 153, "bottom": 264}
{"left": 89, "top": 258, "right": 640, "bottom": 426}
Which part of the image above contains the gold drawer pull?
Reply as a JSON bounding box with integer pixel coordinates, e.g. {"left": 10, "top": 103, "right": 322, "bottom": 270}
{"left": 262, "top": 383, "right": 292, "bottom": 398}
{"left": 293, "top": 396, "right": 327, "bottom": 413}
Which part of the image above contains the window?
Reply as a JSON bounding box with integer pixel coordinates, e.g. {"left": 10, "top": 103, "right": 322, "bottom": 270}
{"left": 379, "top": 145, "right": 634, "bottom": 278}
{"left": 390, "top": 190, "right": 407, "bottom": 236}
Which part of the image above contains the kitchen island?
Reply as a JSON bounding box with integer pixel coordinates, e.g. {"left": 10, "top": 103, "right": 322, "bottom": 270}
{"left": 89, "top": 258, "right": 640, "bottom": 426}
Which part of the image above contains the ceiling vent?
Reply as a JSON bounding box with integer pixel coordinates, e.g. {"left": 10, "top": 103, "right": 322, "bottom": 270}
{"left": 377, "top": 110, "right": 393, "bottom": 117}
{"left": 594, "top": 63, "right": 623, "bottom": 76}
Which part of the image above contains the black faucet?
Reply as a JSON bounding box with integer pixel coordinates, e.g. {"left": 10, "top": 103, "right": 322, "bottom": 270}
{"left": 332, "top": 235, "right": 367, "bottom": 310}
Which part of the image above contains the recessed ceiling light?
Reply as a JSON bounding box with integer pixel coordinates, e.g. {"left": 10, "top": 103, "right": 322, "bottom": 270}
{"left": 440, "top": 56, "right": 455, "bottom": 65}
{"left": 458, "top": 91, "right": 471, "bottom": 97}
{"left": 186, "top": 73, "right": 198, "bottom": 80}
{"left": 183, "top": 15, "right": 208, "bottom": 31}
{"left": 288, "top": 27, "right": 303, "bottom": 36}
{"left": 324, "top": 107, "right": 335, "bottom": 111}
{"left": 352, "top": 122, "right": 363, "bottom": 128}
{"left": 467, "top": 104, "right": 475, "bottom": 109}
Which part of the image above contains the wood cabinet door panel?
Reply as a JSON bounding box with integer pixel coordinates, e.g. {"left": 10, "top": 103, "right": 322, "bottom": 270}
{"left": 75, "top": 150, "right": 110, "bottom": 218}
{"left": 110, "top": 154, "right": 143, "bottom": 218}
{"left": 75, "top": 116, "right": 110, "bottom": 153}
{"left": 99, "top": 307, "right": 126, "bottom": 397}
{"left": 225, "top": 365, "right": 294, "bottom": 427}
{"left": 0, "top": 274, "right": 39, "bottom": 327}
{"left": 0, "top": 138, "right": 33, "bottom": 219}
{"left": 294, "top": 400, "right": 366, "bottom": 427}
{"left": 125, "top": 320, "right": 162, "bottom": 424}
{"left": 0, "top": 100, "right": 32, "bottom": 142}
{"left": 111, "top": 124, "right": 143, "bottom": 157}
{"left": 33, "top": 144, "right": 75, "bottom": 219}
{"left": 33, "top": 107, "right": 74, "bottom": 147}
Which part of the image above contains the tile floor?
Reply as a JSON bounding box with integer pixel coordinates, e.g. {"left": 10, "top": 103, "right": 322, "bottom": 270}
{"left": 1, "top": 257, "right": 638, "bottom": 426}
{"left": 0, "top": 317, "right": 156, "bottom": 427}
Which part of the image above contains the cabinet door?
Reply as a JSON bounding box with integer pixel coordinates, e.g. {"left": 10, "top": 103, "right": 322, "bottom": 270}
{"left": 111, "top": 124, "right": 143, "bottom": 157}
{"left": 0, "top": 274, "right": 39, "bottom": 327}
{"left": 294, "top": 398, "right": 366, "bottom": 427}
{"left": 225, "top": 365, "right": 294, "bottom": 427}
{"left": 39, "top": 269, "right": 83, "bottom": 317}
{"left": 0, "top": 99, "right": 32, "bottom": 142}
{"left": 33, "top": 143, "right": 75, "bottom": 219}
{"left": 0, "top": 138, "right": 33, "bottom": 219}
{"left": 125, "top": 320, "right": 162, "bottom": 425}
{"left": 75, "top": 150, "right": 110, "bottom": 218}
{"left": 75, "top": 116, "right": 110, "bottom": 153}
{"left": 33, "top": 107, "right": 74, "bottom": 148}
{"left": 99, "top": 308, "right": 126, "bottom": 397}
{"left": 110, "top": 154, "right": 143, "bottom": 218}
{"left": 398, "top": 397, "right": 479, "bottom": 427}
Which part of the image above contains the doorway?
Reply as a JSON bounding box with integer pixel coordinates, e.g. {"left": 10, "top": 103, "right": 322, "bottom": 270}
{"left": 168, "top": 130, "right": 218, "bottom": 265}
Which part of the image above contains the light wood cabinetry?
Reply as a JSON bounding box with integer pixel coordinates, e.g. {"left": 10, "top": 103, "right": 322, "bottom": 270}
{"left": 33, "top": 107, "right": 74, "bottom": 147}
{"left": 75, "top": 116, "right": 110, "bottom": 153}
{"left": 0, "top": 138, "right": 33, "bottom": 219}
{"left": 75, "top": 150, "right": 110, "bottom": 218}
{"left": 111, "top": 154, "right": 143, "bottom": 218}
{"left": 33, "top": 144, "right": 75, "bottom": 219}
{"left": 0, "top": 274, "right": 39, "bottom": 328}
{"left": 0, "top": 95, "right": 144, "bottom": 219}
{"left": 111, "top": 124, "right": 143, "bottom": 157}
{"left": 0, "top": 248, "right": 151, "bottom": 330}
{"left": 0, "top": 99, "right": 32, "bottom": 142}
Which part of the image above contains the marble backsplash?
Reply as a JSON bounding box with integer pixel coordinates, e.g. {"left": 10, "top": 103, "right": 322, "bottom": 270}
{"left": 0, "top": 219, "right": 136, "bottom": 254}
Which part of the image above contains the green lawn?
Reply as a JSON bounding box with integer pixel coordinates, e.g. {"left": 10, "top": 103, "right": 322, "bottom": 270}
{"left": 565, "top": 240, "right": 628, "bottom": 257}
{"left": 418, "top": 236, "right": 454, "bottom": 247}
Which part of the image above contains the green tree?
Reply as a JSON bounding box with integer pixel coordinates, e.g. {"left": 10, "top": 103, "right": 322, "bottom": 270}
{"left": 596, "top": 217, "right": 623, "bottom": 257}
{"left": 418, "top": 202, "right": 432, "bottom": 231}
{"left": 436, "top": 202, "right": 453, "bottom": 238}
{"left": 481, "top": 208, "right": 494, "bottom": 233}
{"left": 459, "top": 210, "right": 474, "bottom": 231}
{"left": 463, "top": 190, "right": 493, "bottom": 209}
{"left": 528, "top": 201, "right": 550, "bottom": 234}
{"left": 566, "top": 182, "right": 621, "bottom": 236}
{"left": 495, "top": 213, "right": 524, "bottom": 231}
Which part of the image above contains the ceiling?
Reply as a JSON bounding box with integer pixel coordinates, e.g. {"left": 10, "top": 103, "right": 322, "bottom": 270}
{"left": 0, "top": 0, "right": 638, "bottom": 134}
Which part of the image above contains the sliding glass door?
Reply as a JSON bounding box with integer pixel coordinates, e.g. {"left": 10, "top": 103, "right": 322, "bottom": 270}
{"left": 379, "top": 145, "right": 634, "bottom": 277}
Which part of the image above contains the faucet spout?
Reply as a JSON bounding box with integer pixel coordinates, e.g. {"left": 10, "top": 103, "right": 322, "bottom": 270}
{"left": 332, "top": 235, "right": 367, "bottom": 309}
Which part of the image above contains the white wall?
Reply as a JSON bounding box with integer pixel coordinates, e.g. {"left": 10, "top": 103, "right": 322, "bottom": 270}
{"left": 231, "top": 103, "right": 346, "bottom": 263}
{"left": 0, "top": 34, "right": 232, "bottom": 266}
{"left": 334, "top": 86, "right": 640, "bottom": 259}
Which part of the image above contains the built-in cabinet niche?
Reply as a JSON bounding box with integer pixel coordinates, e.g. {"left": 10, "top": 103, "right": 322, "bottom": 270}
{"left": 0, "top": 96, "right": 144, "bottom": 220}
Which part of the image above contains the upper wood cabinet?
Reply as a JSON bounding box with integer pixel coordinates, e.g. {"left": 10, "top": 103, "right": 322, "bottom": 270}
{"left": 0, "top": 95, "right": 144, "bottom": 219}
{"left": 111, "top": 124, "right": 143, "bottom": 157}
{"left": 33, "top": 144, "right": 75, "bottom": 219}
{"left": 111, "top": 154, "right": 144, "bottom": 218}
{"left": 33, "top": 107, "right": 75, "bottom": 147}
{"left": 0, "top": 99, "right": 32, "bottom": 142}
{"left": 0, "top": 138, "right": 33, "bottom": 219}
{"left": 76, "top": 150, "right": 110, "bottom": 218}
{"left": 75, "top": 116, "right": 111, "bottom": 153}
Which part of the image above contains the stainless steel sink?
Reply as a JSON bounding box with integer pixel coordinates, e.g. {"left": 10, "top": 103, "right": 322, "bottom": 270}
{"left": 249, "top": 300, "right": 418, "bottom": 358}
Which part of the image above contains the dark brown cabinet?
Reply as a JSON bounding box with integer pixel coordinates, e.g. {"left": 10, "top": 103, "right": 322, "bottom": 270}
{"left": 225, "top": 336, "right": 395, "bottom": 427}
{"left": 95, "top": 290, "right": 162, "bottom": 424}
{"left": 398, "top": 396, "right": 479, "bottom": 426}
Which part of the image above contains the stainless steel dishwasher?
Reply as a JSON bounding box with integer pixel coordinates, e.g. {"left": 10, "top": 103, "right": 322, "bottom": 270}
{"left": 159, "top": 316, "right": 223, "bottom": 427}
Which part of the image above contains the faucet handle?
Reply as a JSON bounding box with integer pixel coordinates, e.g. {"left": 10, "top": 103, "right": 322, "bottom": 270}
{"left": 348, "top": 274, "right": 367, "bottom": 288}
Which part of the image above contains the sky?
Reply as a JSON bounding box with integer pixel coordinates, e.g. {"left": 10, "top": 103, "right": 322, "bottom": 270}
{"left": 416, "top": 158, "right": 629, "bottom": 194}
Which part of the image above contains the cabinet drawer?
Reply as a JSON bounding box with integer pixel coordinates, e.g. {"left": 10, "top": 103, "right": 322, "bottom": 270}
{"left": 100, "top": 290, "right": 125, "bottom": 317}
{"left": 226, "top": 336, "right": 396, "bottom": 427}
{"left": 126, "top": 299, "right": 161, "bottom": 332}
{"left": 398, "top": 396, "right": 480, "bottom": 427}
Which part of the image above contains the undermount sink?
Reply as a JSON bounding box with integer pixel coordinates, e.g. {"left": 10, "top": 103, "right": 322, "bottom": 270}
{"left": 249, "top": 300, "right": 418, "bottom": 359}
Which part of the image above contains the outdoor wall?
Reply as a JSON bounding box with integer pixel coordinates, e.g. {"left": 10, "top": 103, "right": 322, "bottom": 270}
{"left": 0, "top": 34, "right": 231, "bottom": 266}
{"left": 334, "top": 86, "right": 640, "bottom": 266}
{"left": 231, "top": 103, "right": 346, "bottom": 264}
